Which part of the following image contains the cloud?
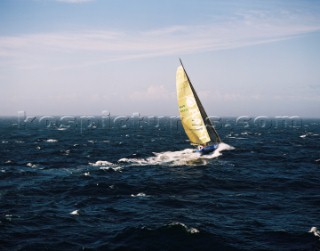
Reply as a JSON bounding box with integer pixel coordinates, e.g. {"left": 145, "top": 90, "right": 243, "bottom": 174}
{"left": 0, "top": 10, "right": 320, "bottom": 68}
{"left": 129, "top": 85, "right": 175, "bottom": 101}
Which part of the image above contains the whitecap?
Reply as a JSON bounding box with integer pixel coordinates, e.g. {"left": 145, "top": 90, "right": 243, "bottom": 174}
{"left": 189, "top": 227, "right": 200, "bottom": 234}
{"left": 83, "top": 172, "right": 90, "bottom": 176}
{"left": 100, "top": 166, "right": 122, "bottom": 172}
{"left": 70, "top": 210, "right": 80, "bottom": 215}
{"left": 169, "top": 222, "right": 199, "bottom": 234}
{"left": 46, "top": 139, "right": 58, "bottom": 143}
{"left": 89, "top": 160, "right": 122, "bottom": 172}
{"left": 89, "top": 160, "right": 114, "bottom": 167}
{"left": 5, "top": 214, "right": 13, "bottom": 221}
{"left": 62, "top": 149, "right": 70, "bottom": 156}
{"left": 131, "top": 192, "right": 147, "bottom": 197}
{"left": 26, "top": 163, "right": 38, "bottom": 168}
{"left": 309, "top": 227, "right": 320, "bottom": 237}
{"left": 300, "top": 132, "right": 319, "bottom": 138}
{"left": 201, "top": 142, "right": 235, "bottom": 160}
{"left": 226, "top": 136, "right": 247, "bottom": 140}
{"left": 229, "top": 137, "right": 248, "bottom": 140}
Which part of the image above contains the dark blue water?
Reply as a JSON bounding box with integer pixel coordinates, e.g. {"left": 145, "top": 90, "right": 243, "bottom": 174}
{"left": 1, "top": 116, "right": 320, "bottom": 250}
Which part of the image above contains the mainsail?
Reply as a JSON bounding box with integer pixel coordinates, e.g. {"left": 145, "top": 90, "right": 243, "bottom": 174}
{"left": 176, "top": 59, "right": 221, "bottom": 146}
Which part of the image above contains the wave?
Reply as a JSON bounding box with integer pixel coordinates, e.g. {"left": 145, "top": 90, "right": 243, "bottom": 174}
{"left": 88, "top": 160, "right": 122, "bottom": 172}
{"left": 111, "top": 222, "right": 236, "bottom": 251}
{"left": 26, "top": 163, "right": 38, "bottom": 168}
{"left": 226, "top": 136, "right": 248, "bottom": 140}
{"left": 70, "top": 209, "right": 80, "bottom": 215}
{"left": 46, "top": 139, "right": 58, "bottom": 143}
{"left": 300, "top": 132, "right": 319, "bottom": 138}
{"left": 89, "top": 160, "right": 113, "bottom": 166}
{"left": 309, "top": 227, "right": 320, "bottom": 237}
{"left": 118, "top": 142, "right": 234, "bottom": 166}
{"left": 168, "top": 222, "right": 199, "bottom": 234}
{"left": 131, "top": 192, "right": 147, "bottom": 197}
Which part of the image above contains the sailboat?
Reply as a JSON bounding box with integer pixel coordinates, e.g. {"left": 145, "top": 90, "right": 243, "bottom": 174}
{"left": 176, "top": 59, "right": 221, "bottom": 155}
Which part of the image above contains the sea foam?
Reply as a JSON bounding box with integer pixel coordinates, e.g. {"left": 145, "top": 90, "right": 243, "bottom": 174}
{"left": 70, "top": 210, "right": 80, "bottom": 215}
{"left": 46, "top": 139, "right": 58, "bottom": 143}
{"left": 309, "top": 227, "right": 320, "bottom": 237}
{"left": 131, "top": 192, "right": 147, "bottom": 197}
{"left": 118, "top": 142, "right": 234, "bottom": 166}
{"left": 89, "top": 160, "right": 122, "bottom": 172}
{"left": 169, "top": 222, "right": 200, "bottom": 234}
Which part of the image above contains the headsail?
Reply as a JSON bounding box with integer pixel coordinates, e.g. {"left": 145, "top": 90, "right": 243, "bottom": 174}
{"left": 176, "top": 59, "right": 221, "bottom": 146}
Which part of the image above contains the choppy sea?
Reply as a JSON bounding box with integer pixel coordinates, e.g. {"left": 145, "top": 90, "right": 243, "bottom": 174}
{"left": 1, "top": 116, "right": 320, "bottom": 251}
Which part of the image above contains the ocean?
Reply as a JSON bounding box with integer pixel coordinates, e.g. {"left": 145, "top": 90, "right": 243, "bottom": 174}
{"left": 0, "top": 115, "right": 320, "bottom": 251}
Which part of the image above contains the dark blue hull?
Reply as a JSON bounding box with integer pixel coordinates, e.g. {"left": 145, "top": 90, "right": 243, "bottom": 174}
{"left": 197, "top": 144, "right": 219, "bottom": 155}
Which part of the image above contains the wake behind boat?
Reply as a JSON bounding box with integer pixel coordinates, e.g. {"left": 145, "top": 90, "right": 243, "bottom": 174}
{"left": 176, "top": 59, "right": 221, "bottom": 155}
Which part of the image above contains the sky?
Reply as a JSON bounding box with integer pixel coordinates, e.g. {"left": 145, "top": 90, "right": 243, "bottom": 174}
{"left": 0, "top": 0, "right": 320, "bottom": 117}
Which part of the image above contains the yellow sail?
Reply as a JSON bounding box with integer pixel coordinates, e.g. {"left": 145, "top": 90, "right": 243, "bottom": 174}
{"left": 176, "top": 65, "right": 211, "bottom": 145}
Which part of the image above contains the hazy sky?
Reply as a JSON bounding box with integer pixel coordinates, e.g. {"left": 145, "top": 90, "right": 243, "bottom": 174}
{"left": 1, "top": 0, "right": 320, "bottom": 117}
